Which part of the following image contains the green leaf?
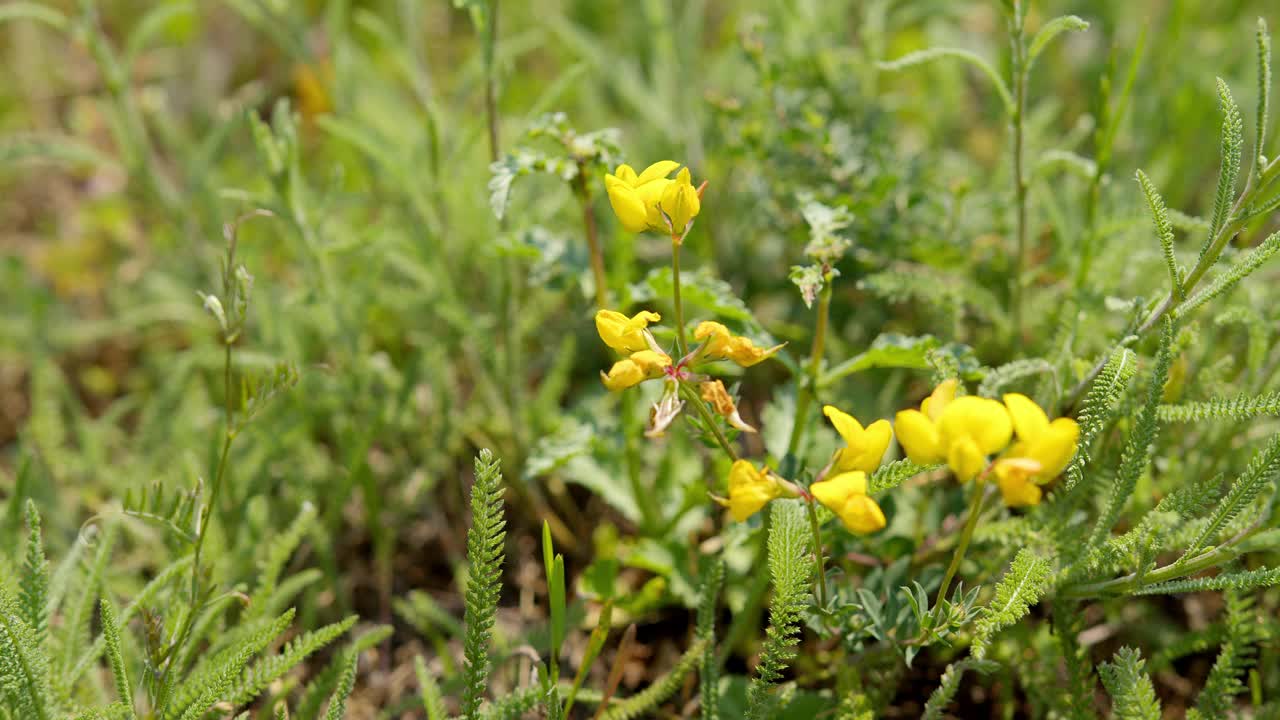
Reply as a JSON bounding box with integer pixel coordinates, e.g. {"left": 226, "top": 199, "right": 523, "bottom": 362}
{"left": 972, "top": 549, "right": 1052, "bottom": 660}
{"left": 822, "top": 334, "right": 939, "bottom": 386}
{"left": 1027, "top": 15, "right": 1090, "bottom": 67}
{"left": 877, "top": 48, "right": 1014, "bottom": 114}
{"left": 1099, "top": 647, "right": 1161, "bottom": 720}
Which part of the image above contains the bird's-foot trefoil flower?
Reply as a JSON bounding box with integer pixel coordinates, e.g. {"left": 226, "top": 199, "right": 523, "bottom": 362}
{"left": 601, "top": 350, "right": 671, "bottom": 391}
{"left": 699, "top": 379, "right": 755, "bottom": 433}
{"left": 604, "top": 161, "right": 680, "bottom": 233}
{"left": 895, "top": 380, "right": 1013, "bottom": 482}
{"left": 714, "top": 460, "right": 799, "bottom": 522}
{"left": 823, "top": 405, "right": 892, "bottom": 473}
{"left": 810, "top": 471, "right": 886, "bottom": 534}
{"left": 659, "top": 167, "right": 701, "bottom": 239}
{"left": 692, "top": 321, "right": 785, "bottom": 368}
{"left": 596, "top": 309, "right": 662, "bottom": 354}
{"left": 990, "top": 393, "right": 1081, "bottom": 506}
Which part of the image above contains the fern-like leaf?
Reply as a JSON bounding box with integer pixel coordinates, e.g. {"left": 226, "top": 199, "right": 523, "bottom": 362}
{"left": 249, "top": 501, "right": 317, "bottom": 619}
{"left": 922, "top": 658, "right": 998, "bottom": 720}
{"left": 1090, "top": 320, "right": 1173, "bottom": 546}
{"left": 745, "top": 500, "right": 812, "bottom": 719}
{"left": 226, "top": 615, "right": 357, "bottom": 706}
{"left": 323, "top": 651, "right": 358, "bottom": 720}
{"left": 20, "top": 501, "right": 49, "bottom": 648}
{"left": 1136, "top": 170, "right": 1182, "bottom": 298}
{"left": 414, "top": 655, "right": 447, "bottom": 720}
{"left": 978, "top": 358, "right": 1055, "bottom": 398}
{"left": 0, "top": 590, "right": 54, "bottom": 720}
{"left": 100, "top": 599, "right": 135, "bottom": 717}
{"left": 1255, "top": 18, "right": 1272, "bottom": 175}
{"left": 479, "top": 687, "right": 541, "bottom": 720}
{"left": 1193, "top": 588, "right": 1259, "bottom": 717}
{"left": 698, "top": 560, "right": 724, "bottom": 720}
{"left": 600, "top": 637, "right": 708, "bottom": 720}
{"left": 1159, "top": 391, "right": 1280, "bottom": 422}
{"left": 1060, "top": 348, "right": 1136, "bottom": 494}
{"left": 1099, "top": 647, "right": 1161, "bottom": 720}
{"left": 295, "top": 625, "right": 392, "bottom": 719}
{"left": 1203, "top": 77, "right": 1244, "bottom": 252}
{"left": 1180, "top": 431, "right": 1280, "bottom": 563}
{"left": 1177, "top": 231, "right": 1280, "bottom": 318}
{"left": 167, "top": 609, "right": 294, "bottom": 720}
{"left": 972, "top": 549, "right": 1052, "bottom": 659}
{"left": 1135, "top": 566, "right": 1280, "bottom": 595}
{"left": 869, "top": 459, "right": 941, "bottom": 494}
{"left": 461, "top": 449, "right": 507, "bottom": 720}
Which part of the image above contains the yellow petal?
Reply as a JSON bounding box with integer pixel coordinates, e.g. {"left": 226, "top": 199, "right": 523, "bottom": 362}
{"left": 921, "top": 379, "right": 959, "bottom": 421}
{"left": 629, "top": 350, "right": 672, "bottom": 374}
{"left": 636, "top": 178, "right": 673, "bottom": 231}
{"left": 823, "top": 405, "right": 865, "bottom": 442}
{"left": 1025, "top": 417, "right": 1080, "bottom": 483}
{"left": 938, "top": 396, "right": 1013, "bottom": 456}
{"left": 613, "top": 164, "right": 638, "bottom": 184}
{"left": 831, "top": 416, "right": 892, "bottom": 474}
{"left": 635, "top": 160, "right": 680, "bottom": 186}
{"left": 725, "top": 336, "right": 783, "bottom": 367}
{"left": 601, "top": 359, "right": 644, "bottom": 391}
{"left": 811, "top": 470, "right": 869, "bottom": 502}
{"left": 811, "top": 471, "right": 884, "bottom": 534}
{"left": 700, "top": 380, "right": 755, "bottom": 433}
{"left": 894, "top": 409, "right": 944, "bottom": 464}
{"left": 839, "top": 494, "right": 887, "bottom": 534}
{"left": 947, "top": 436, "right": 987, "bottom": 482}
{"left": 605, "top": 181, "right": 649, "bottom": 233}
{"left": 659, "top": 173, "right": 700, "bottom": 233}
{"left": 727, "top": 460, "right": 780, "bottom": 521}
{"left": 996, "top": 471, "right": 1042, "bottom": 507}
{"left": 1003, "top": 393, "right": 1050, "bottom": 442}
{"left": 594, "top": 309, "right": 660, "bottom": 353}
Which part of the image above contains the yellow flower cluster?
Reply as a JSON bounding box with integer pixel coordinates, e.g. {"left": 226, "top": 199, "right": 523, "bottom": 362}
{"left": 895, "top": 380, "right": 1080, "bottom": 507}
{"left": 595, "top": 310, "right": 670, "bottom": 391}
{"left": 604, "top": 161, "right": 701, "bottom": 236}
{"left": 720, "top": 381, "right": 1079, "bottom": 533}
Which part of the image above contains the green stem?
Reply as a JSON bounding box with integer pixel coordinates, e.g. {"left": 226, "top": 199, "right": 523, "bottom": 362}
{"left": 578, "top": 173, "right": 608, "bottom": 309}
{"left": 785, "top": 276, "right": 834, "bottom": 458}
{"left": 679, "top": 383, "right": 738, "bottom": 461}
{"left": 805, "top": 497, "right": 829, "bottom": 608}
{"left": 672, "top": 238, "right": 689, "bottom": 357}
{"left": 1009, "top": 2, "right": 1028, "bottom": 342}
{"left": 935, "top": 477, "right": 989, "bottom": 607}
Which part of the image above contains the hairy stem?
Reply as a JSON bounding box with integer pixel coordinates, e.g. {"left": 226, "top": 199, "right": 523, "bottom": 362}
{"left": 1009, "top": 2, "right": 1028, "bottom": 341}
{"left": 805, "top": 497, "right": 829, "bottom": 608}
{"left": 935, "top": 477, "right": 989, "bottom": 607}
{"left": 672, "top": 238, "right": 689, "bottom": 357}
{"left": 786, "top": 275, "right": 834, "bottom": 458}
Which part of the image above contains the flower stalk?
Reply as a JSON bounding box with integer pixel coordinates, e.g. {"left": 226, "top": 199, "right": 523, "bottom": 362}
{"left": 934, "top": 472, "right": 990, "bottom": 608}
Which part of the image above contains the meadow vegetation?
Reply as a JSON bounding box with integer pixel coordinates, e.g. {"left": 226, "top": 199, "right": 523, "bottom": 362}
{"left": 4, "top": 1, "right": 1280, "bottom": 717}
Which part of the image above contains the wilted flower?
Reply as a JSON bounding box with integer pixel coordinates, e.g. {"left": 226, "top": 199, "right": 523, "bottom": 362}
{"left": 700, "top": 379, "right": 755, "bottom": 433}
{"left": 692, "top": 321, "right": 784, "bottom": 368}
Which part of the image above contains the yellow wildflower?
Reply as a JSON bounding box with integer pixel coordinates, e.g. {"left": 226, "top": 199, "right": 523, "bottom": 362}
{"left": 810, "top": 471, "right": 886, "bottom": 534}
{"left": 692, "top": 321, "right": 784, "bottom": 368}
{"left": 659, "top": 167, "right": 701, "bottom": 236}
{"left": 600, "top": 350, "right": 671, "bottom": 391}
{"left": 992, "top": 457, "right": 1045, "bottom": 508}
{"left": 700, "top": 380, "right": 755, "bottom": 433}
{"left": 604, "top": 161, "right": 680, "bottom": 233}
{"left": 595, "top": 309, "right": 661, "bottom": 354}
{"left": 893, "top": 379, "right": 958, "bottom": 465}
{"left": 724, "top": 460, "right": 784, "bottom": 521}
{"left": 823, "top": 405, "right": 892, "bottom": 473}
{"left": 988, "top": 394, "right": 1081, "bottom": 507}
{"left": 1002, "top": 393, "right": 1081, "bottom": 483}
{"left": 895, "top": 380, "right": 1013, "bottom": 482}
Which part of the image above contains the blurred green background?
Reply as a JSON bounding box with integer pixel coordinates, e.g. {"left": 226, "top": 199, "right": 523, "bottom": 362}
{"left": 3, "top": 0, "right": 1279, "bottom": 714}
